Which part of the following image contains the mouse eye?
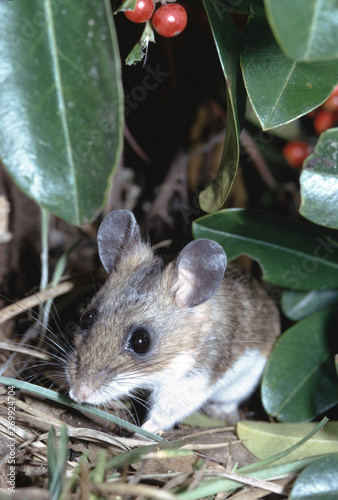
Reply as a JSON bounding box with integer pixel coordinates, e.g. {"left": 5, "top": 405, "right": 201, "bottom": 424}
{"left": 79, "top": 309, "right": 97, "bottom": 330}
{"left": 128, "top": 328, "right": 151, "bottom": 354}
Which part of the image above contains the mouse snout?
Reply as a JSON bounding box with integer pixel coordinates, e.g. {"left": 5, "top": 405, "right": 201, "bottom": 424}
{"left": 69, "top": 383, "right": 94, "bottom": 404}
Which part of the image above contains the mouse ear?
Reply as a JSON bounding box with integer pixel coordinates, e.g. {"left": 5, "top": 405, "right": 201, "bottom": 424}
{"left": 97, "top": 210, "right": 141, "bottom": 273}
{"left": 175, "top": 239, "right": 227, "bottom": 308}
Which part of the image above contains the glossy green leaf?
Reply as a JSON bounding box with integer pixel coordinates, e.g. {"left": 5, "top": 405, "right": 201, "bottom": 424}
{"left": 177, "top": 419, "right": 329, "bottom": 500}
{"left": 192, "top": 208, "right": 338, "bottom": 291}
{"left": 226, "top": 0, "right": 252, "bottom": 14}
{"left": 0, "top": 0, "right": 123, "bottom": 225}
{"left": 241, "top": 6, "right": 338, "bottom": 129}
{"left": 300, "top": 128, "right": 338, "bottom": 229}
{"left": 282, "top": 289, "right": 338, "bottom": 321}
{"left": 199, "top": 0, "right": 246, "bottom": 212}
{"left": 262, "top": 307, "right": 338, "bottom": 422}
{"left": 237, "top": 421, "right": 338, "bottom": 463}
{"left": 290, "top": 453, "right": 338, "bottom": 500}
{"left": 264, "top": 0, "right": 338, "bottom": 62}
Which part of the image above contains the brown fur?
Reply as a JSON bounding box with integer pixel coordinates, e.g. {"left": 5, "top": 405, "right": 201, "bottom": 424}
{"left": 67, "top": 244, "right": 280, "bottom": 402}
{"left": 66, "top": 210, "right": 281, "bottom": 431}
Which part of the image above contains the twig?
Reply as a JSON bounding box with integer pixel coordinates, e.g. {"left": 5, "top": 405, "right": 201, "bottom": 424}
{"left": 207, "top": 469, "right": 285, "bottom": 495}
{"left": 0, "top": 341, "right": 50, "bottom": 360}
{"left": 240, "top": 128, "right": 279, "bottom": 191}
{"left": 124, "top": 123, "right": 151, "bottom": 164}
{"left": 0, "top": 281, "right": 74, "bottom": 324}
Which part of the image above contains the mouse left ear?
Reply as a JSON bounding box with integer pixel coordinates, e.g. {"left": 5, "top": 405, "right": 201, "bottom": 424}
{"left": 97, "top": 210, "right": 141, "bottom": 273}
{"left": 174, "top": 239, "right": 227, "bottom": 308}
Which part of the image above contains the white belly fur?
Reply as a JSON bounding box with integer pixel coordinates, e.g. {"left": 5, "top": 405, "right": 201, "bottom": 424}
{"left": 206, "top": 349, "right": 267, "bottom": 419}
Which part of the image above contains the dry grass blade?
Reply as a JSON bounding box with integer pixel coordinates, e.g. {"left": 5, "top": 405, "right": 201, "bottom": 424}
{"left": 0, "top": 487, "right": 51, "bottom": 499}
{"left": 187, "top": 459, "right": 210, "bottom": 491}
{"left": 0, "top": 341, "right": 50, "bottom": 360}
{"left": 0, "top": 280, "right": 74, "bottom": 324}
{"left": 39, "top": 427, "right": 130, "bottom": 451}
{"left": 207, "top": 470, "right": 285, "bottom": 495}
{"left": 94, "top": 481, "right": 178, "bottom": 500}
{"left": 228, "top": 476, "right": 292, "bottom": 500}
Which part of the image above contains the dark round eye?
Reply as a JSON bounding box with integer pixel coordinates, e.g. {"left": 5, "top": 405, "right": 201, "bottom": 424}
{"left": 128, "top": 328, "right": 151, "bottom": 354}
{"left": 79, "top": 309, "right": 97, "bottom": 330}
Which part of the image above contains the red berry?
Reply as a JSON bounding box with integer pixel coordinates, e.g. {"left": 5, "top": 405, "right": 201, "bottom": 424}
{"left": 323, "top": 94, "right": 338, "bottom": 113}
{"left": 331, "top": 85, "right": 338, "bottom": 97}
{"left": 313, "top": 109, "right": 337, "bottom": 134}
{"left": 283, "top": 141, "right": 311, "bottom": 168}
{"left": 152, "top": 4, "right": 187, "bottom": 38}
{"left": 306, "top": 109, "right": 317, "bottom": 119}
{"left": 123, "top": 0, "right": 154, "bottom": 23}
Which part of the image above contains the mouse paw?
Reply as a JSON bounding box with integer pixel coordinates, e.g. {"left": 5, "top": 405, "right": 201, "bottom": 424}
{"left": 203, "top": 402, "right": 241, "bottom": 424}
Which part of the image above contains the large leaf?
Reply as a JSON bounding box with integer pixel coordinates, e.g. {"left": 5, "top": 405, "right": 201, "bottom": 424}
{"left": 237, "top": 420, "right": 338, "bottom": 463}
{"left": 241, "top": 5, "right": 338, "bottom": 129}
{"left": 0, "top": 0, "right": 123, "bottom": 225}
{"left": 300, "top": 128, "right": 338, "bottom": 229}
{"left": 199, "top": 0, "right": 246, "bottom": 212}
{"left": 282, "top": 289, "right": 338, "bottom": 321}
{"left": 290, "top": 454, "right": 338, "bottom": 500}
{"left": 264, "top": 0, "right": 338, "bottom": 62}
{"left": 261, "top": 307, "right": 338, "bottom": 422}
{"left": 192, "top": 209, "right": 338, "bottom": 291}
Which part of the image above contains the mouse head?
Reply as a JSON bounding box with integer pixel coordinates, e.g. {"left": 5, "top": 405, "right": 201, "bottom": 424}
{"left": 97, "top": 210, "right": 227, "bottom": 307}
{"left": 66, "top": 210, "right": 227, "bottom": 405}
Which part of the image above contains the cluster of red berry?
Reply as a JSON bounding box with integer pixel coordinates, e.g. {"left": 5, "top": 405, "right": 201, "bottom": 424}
{"left": 123, "top": 0, "right": 187, "bottom": 38}
{"left": 283, "top": 85, "right": 338, "bottom": 168}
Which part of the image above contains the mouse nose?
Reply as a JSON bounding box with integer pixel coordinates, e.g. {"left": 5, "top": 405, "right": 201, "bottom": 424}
{"left": 69, "top": 384, "right": 93, "bottom": 404}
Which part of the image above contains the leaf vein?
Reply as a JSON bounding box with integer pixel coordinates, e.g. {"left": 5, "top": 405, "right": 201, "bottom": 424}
{"left": 44, "top": 0, "right": 79, "bottom": 221}
{"left": 265, "top": 61, "right": 297, "bottom": 127}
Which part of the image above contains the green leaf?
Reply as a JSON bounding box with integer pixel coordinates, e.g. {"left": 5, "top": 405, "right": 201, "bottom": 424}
{"left": 115, "top": 0, "right": 137, "bottom": 13}
{"left": 199, "top": 0, "right": 246, "bottom": 212}
{"left": 282, "top": 289, "right": 338, "bottom": 321}
{"left": 47, "top": 426, "right": 57, "bottom": 479}
{"left": 290, "top": 453, "right": 338, "bottom": 500}
{"left": 0, "top": 376, "right": 162, "bottom": 442}
{"left": 106, "top": 438, "right": 189, "bottom": 470}
{"left": 125, "top": 21, "right": 155, "bottom": 66}
{"left": 91, "top": 449, "right": 107, "bottom": 483}
{"left": 177, "top": 419, "right": 329, "bottom": 500}
{"left": 0, "top": 0, "right": 123, "bottom": 225}
{"left": 225, "top": 0, "right": 252, "bottom": 14}
{"left": 183, "top": 411, "right": 228, "bottom": 428}
{"left": 264, "top": 0, "right": 338, "bottom": 62}
{"left": 48, "top": 425, "right": 68, "bottom": 500}
{"left": 192, "top": 208, "right": 338, "bottom": 291}
{"left": 300, "top": 128, "right": 338, "bottom": 229}
{"left": 237, "top": 421, "right": 338, "bottom": 463}
{"left": 241, "top": 6, "right": 338, "bottom": 129}
{"left": 262, "top": 307, "right": 338, "bottom": 422}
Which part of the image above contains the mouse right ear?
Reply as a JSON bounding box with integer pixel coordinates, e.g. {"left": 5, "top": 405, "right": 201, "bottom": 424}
{"left": 175, "top": 239, "right": 227, "bottom": 308}
{"left": 97, "top": 210, "right": 141, "bottom": 274}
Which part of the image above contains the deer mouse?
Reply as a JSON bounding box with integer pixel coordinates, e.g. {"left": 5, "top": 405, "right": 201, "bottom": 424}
{"left": 66, "top": 210, "right": 280, "bottom": 433}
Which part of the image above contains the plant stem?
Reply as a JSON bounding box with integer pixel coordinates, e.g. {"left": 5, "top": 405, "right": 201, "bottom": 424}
{"left": 39, "top": 207, "right": 51, "bottom": 331}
